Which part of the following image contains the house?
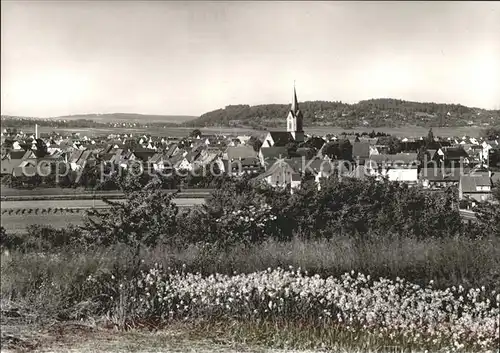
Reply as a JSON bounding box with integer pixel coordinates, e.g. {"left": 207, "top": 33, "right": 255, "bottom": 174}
{"left": 400, "top": 140, "right": 426, "bottom": 153}
{"left": 259, "top": 146, "right": 288, "bottom": 169}
{"left": 420, "top": 167, "right": 462, "bottom": 189}
{"left": 262, "top": 131, "right": 294, "bottom": 148}
{"left": 368, "top": 153, "right": 419, "bottom": 169}
{"left": 237, "top": 135, "right": 251, "bottom": 145}
{"left": 76, "top": 150, "right": 96, "bottom": 170}
{"left": 366, "top": 153, "right": 419, "bottom": 184}
{"left": 488, "top": 146, "right": 500, "bottom": 168}
{"left": 352, "top": 142, "right": 371, "bottom": 164}
{"left": 222, "top": 145, "right": 260, "bottom": 175}
{"left": 164, "top": 143, "right": 180, "bottom": 158}
{"left": 109, "top": 149, "right": 136, "bottom": 169}
{"left": 174, "top": 157, "right": 193, "bottom": 172}
{"left": 1, "top": 156, "right": 23, "bottom": 176}
{"left": 459, "top": 173, "right": 492, "bottom": 202}
{"left": 192, "top": 150, "right": 221, "bottom": 171}
{"left": 132, "top": 149, "right": 156, "bottom": 163}
{"left": 149, "top": 153, "right": 172, "bottom": 173}
{"left": 344, "top": 165, "right": 369, "bottom": 180}
{"left": 385, "top": 168, "right": 418, "bottom": 184}
{"left": 466, "top": 145, "right": 483, "bottom": 163}
{"left": 482, "top": 140, "right": 499, "bottom": 166}
{"left": 369, "top": 145, "right": 381, "bottom": 156}
{"left": 11, "top": 141, "right": 22, "bottom": 150}
{"left": 68, "top": 150, "right": 85, "bottom": 171}
{"left": 0, "top": 150, "right": 36, "bottom": 176}
{"left": 254, "top": 157, "right": 345, "bottom": 190}
{"left": 224, "top": 157, "right": 262, "bottom": 176}
{"left": 254, "top": 159, "right": 301, "bottom": 189}
{"left": 225, "top": 145, "right": 258, "bottom": 161}
{"left": 227, "top": 138, "right": 242, "bottom": 147}
{"left": 13, "top": 154, "right": 67, "bottom": 178}
{"left": 440, "top": 147, "right": 470, "bottom": 167}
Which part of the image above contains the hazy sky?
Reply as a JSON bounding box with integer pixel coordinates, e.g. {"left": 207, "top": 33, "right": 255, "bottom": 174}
{"left": 1, "top": 1, "right": 500, "bottom": 117}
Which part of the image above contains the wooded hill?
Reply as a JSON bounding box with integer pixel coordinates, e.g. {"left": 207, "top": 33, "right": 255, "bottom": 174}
{"left": 185, "top": 99, "right": 500, "bottom": 129}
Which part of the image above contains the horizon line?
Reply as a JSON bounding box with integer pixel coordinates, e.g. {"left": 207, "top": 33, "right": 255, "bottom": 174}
{"left": 2, "top": 96, "right": 500, "bottom": 120}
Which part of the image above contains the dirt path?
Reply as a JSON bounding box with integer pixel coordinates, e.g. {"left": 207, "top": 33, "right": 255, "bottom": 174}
{"left": 1, "top": 310, "right": 315, "bottom": 353}
{"left": 1, "top": 324, "right": 320, "bottom": 353}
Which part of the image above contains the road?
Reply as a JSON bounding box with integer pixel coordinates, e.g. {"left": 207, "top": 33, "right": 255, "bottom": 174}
{"left": 0, "top": 198, "right": 205, "bottom": 209}
{"left": 0, "top": 186, "right": 214, "bottom": 197}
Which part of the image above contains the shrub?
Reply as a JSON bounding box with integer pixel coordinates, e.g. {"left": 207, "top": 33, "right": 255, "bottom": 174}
{"left": 83, "top": 177, "right": 181, "bottom": 269}
{"left": 0, "top": 225, "right": 88, "bottom": 252}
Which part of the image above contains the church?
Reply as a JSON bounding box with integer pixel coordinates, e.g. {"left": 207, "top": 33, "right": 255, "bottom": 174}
{"left": 262, "top": 85, "right": 305, "bottom": 147}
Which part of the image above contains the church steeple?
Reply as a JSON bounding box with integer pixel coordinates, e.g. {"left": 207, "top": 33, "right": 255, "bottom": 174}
{"left": 286, "top": 82, "right": 304, "bottom": 142}
{"left": 291, "top": 82, "right": 299, "bottom": 113}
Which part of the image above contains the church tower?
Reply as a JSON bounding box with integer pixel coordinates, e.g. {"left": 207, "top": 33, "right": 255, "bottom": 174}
{"left": 286, "top": 84, "right": 304, "bottom": 143}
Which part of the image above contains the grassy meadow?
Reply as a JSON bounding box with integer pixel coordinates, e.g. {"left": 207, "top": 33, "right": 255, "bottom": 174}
{"left": 2, "top": 235, "right": 499, "bottom": 352}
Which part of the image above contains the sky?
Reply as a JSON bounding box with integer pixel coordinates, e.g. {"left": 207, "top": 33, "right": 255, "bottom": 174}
{"left": 1, "top": 1, "right": 500, "bottom": 118}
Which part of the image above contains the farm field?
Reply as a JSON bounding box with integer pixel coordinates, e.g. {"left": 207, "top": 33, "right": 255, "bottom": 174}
{"left": 0, "top": 198, "right": 205, "bottom": 233}
{"left": 19, "top": 125, "right": 267, "bottom": 138}
{"left": 304, "top": 125, "right": 486, "bottom": 138}
{"left": 0, "top": 198, "right": 205, "bottom": 209}
{"left": 0, "top": 213, "right": 85, "bottom": 232}
{"left": 15, "top": 124, "right": 486, "bottom": 138}
{"left": 0, "top": 186, "right": 213, "bottom": 197}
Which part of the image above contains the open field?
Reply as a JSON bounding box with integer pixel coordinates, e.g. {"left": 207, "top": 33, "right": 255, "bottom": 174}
{"left": 0, "top": 187, "right": 212, "bottom": 199}
{"left": 0, "top": 213, "right": 85, "bottom": 232}
{"left": 0, "top": 186, "right": 213, "bottom": 197}
{"left": 15, "top": 124, "right": 487, "bottom": 138}
{"left": 50, "top": 113, "right": 197, "bottom": 124}
{"left": 0, "top": 198, "right": 205, "bottom": 233}
{"left": 0, "top": 198, "right": 204, "bottom": 209}
{"left": 304, "top": 125, "right": 487, "bottom": 138}
{"left": 19, "top": 125, "right": 267, "bottom": 138}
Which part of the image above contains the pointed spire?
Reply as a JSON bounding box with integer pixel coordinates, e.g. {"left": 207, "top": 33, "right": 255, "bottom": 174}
{"left": 291, "top": 82, "right": 299, "bottom": 113}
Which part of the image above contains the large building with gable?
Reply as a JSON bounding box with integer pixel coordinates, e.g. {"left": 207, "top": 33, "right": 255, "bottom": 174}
{"left": 263, "top": 85, "right": 305, "bottom": 147}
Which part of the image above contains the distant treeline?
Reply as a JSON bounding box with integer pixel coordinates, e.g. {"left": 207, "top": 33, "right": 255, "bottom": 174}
{"left": 185, "top": 98, "right": 500, "bottom": 129}
{"left": 0, "top": 116, "right": 180, "bottom": 130}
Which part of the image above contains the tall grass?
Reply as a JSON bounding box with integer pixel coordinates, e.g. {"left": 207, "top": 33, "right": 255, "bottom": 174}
{"left": 2, "top": 235, "right": 499, "bottom": 315}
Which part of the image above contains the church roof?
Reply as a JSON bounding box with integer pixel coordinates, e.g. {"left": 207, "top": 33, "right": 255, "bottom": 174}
{"left": 291, "top": 86, "right": 299, "bottom": 113}
{"left": 290, "top": 85, "right": 304, "bottom": 120}
{"left": 268, "top": 131, "right": 293, "bottom": 146}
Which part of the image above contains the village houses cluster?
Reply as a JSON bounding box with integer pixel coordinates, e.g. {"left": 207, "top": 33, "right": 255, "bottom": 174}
{"left": 1, "top": 87, "right": 499, "bottom": 206}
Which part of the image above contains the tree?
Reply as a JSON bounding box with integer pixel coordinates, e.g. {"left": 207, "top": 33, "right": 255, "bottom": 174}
{"left": 474, "top": 200, "right": 500, "bottom": 237}
{"left": 427, "top": 128, "right": 434, "bottom": 144}
{"left": 323, "top": 140, "right": 352, "bottom": 160}
{"left": 3, "top": 139, "right": 14, "bottom": 149}
{"left": 416, "top": 146, "right": 431, "bottom": 170}
{"left": 247, "top": 136, "right": 263, "bottom": 152}
{"left": 84, "top": 177, "right": 180, "bottom": 255}
{"left": 286, "top": 141, "right": 299, "bottom": 157}
{"left": 377, "top": 136, "right": 401, "bottom": 154}
{"left": 190, "top": 129, "right": 202, "bottom": 138}
{"left": 302, "top": 137, "right": 326, "bottom": 151}
{"left": 481, "top": 127, "right": 500, "bottom": 140}
{"left": 34, "top": 138, "right": 48, "bottom": 158}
